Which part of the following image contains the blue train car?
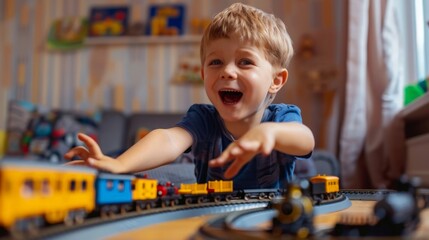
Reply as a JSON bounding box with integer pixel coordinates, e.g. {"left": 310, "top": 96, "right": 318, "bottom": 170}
{"left": 95, "top": 173, "right": 135, "bottom": 217}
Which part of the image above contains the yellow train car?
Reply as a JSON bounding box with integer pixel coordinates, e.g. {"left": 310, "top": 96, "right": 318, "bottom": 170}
{"left": 207, "top": 180, "right": 233, "bottom": 193}
{"left": 178, "top": 183, "right": 208, "bottom": 195}
{"left": 0, "top": 160, "right": 97, "bottom": 233}
{"left": 132, "top": 178, "right": 158, "bottom": 210}
{"left": 310, "top": 175, "right": 340, "bottom": 198}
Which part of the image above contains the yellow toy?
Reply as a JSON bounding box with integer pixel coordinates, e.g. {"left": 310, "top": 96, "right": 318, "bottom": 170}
{"left": 0, "top": 160, "right": 97, "bottom": 233}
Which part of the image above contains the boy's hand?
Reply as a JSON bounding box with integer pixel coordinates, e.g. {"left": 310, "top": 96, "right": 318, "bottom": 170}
{"left": 209, "top": 125, "right": 275, "bottom": 179}
{"left": 64, "top": 133, "right": 125, "bottom": 173}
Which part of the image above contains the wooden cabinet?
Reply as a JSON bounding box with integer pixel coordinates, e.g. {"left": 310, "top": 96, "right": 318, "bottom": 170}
{"left": 401, "top": 94, "right": 429, "bottom": 186}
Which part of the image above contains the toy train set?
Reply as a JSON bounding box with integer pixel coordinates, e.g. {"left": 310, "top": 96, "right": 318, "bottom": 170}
{"left": 0, "top": 159, "right": 343, "bottom": 238}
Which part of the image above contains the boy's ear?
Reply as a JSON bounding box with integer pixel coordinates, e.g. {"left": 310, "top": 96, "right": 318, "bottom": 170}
{"left": 269, "top": 68, "right": 288, "bottom": 93}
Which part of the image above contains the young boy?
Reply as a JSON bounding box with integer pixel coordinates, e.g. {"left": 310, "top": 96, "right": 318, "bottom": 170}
{"left": 65, "top": 3, "right": 314, "bottom": 190}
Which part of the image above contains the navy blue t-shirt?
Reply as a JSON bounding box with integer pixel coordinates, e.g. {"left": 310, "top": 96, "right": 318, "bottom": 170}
{"left": 176, "top": 103, "right": 310, "bottom": 190}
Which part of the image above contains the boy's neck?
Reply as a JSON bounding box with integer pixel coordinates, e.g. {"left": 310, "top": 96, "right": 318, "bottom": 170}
{"left": 223, "top": 111, "right": 264, "bottom": 139}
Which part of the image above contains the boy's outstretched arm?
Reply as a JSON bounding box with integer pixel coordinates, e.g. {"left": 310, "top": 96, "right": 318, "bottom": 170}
{"left": 64, "top": 127, "right": 193, "bottom": 174}
{"left": 209, "top": 122, "right": 314, "bottom": 179}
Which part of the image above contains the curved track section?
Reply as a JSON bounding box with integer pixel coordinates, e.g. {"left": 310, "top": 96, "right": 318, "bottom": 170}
{"left": 194, "top": 196, "right": 351, "bottom": 240}
{"left": 8, "top": 195, "right": 351, "bottom": 240}
{"left": 43, "top": 201, "right": 268, "bottom": 240}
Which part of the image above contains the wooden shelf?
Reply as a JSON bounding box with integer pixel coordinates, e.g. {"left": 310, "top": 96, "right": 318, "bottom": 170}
{"left": 400, "top": 93, "right": 429, "bottom": 121}
{"left": 84, "top": 35, "right": 202, "bottom": 46}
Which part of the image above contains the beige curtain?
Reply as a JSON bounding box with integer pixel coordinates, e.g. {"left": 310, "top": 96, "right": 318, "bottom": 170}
{"left": 339, "top": 0, "right": 403, "bottom": 188}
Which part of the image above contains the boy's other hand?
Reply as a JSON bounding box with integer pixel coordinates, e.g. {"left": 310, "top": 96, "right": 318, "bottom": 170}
{"left": 64, "top": 133, "right": 125, "bottom": 173}
{"left": 209, "top": 125, "right": 275, "bottom": 179}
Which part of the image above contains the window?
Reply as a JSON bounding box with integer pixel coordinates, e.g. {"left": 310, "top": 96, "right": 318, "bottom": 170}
{"left": 56, "top": 180, "right": 61, "bottom": 192}
{"left": 21, "top": 179, "right": 34, "bottom": 197}
{"left": 398, "top": 0, "right": 429, "bottom": 83}
{"left": 42, "top": 179, "right": 50, "bottom": 195}
{"left": 81, "top": 180, "right": 87, "bottom": 191}
{"left": 414, "top": 0, "right": 429, "bottom": 79}
{"left": 106, "top": 180, "right": 113, "bottom": 190}
{"left": 70, "top": 180, "right": 76, "bottom": 191}
{"left": 118, "top": 181, "right": 124, "bottom": 192}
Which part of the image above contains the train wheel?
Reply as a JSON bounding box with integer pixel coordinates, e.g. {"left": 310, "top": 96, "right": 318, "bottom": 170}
{"left": 10, "top": 226, "right": 24, "bottom": 239}
{"left": 120, "top": 205, "right": 128, "bottom": 215}
{"left": 74, "top": 210, "right": 86, "bottom": 224}
{"left": 64, "top": 214, "right": 74, "bottom": 226}
{"left": 26, "top": 221, "right": 38, "bottom": 236}
{"left": 100, "top": 206, "right": 110, "bottom": 219}
{"left": 225, "top": 195, "right": 233, "bottom": 202}
{"left": 244, "top": 194, "right": 250, "bottom": 201}
{"left": 258, "top": 193, "right": 266, "bottom": 200}
{"left": 214, "top": 195, "right": 221, "bottom": 203}
{"left": 170, "top": 200, "right": 176, "bottom": 207}
{"left": 136, "top": 203, "right": 143, "bottom": 212}
{"left": 269, "top": 193, "right": 276, "bottom": 199}
{"left": 28, "top": 217, "right": 43, "bottom": 236}
{"left": 197, "top": 197, "right": 205, "bottom": 204}
{"left": 185, "top": 198, "right": 193, "bottom": 205}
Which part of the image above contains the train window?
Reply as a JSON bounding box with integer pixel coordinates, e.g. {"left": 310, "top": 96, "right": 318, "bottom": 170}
{"left": 70, "top": 180, "right": 76, "bottom": 191}
{"left": 3, "top": 180, "right": 11, "bottom": 192}
{"left": 56, "top": 180, "right": 61, "bottom": 192}
{"left": 118, "top": 181, "right": 124, "bottom": 192}
{"left": 82, "top": 180, "right": 87, "bottom": 191}
{"left": 21, "top": 179, "right": 34, "bottom": 198}
{"left": 106, "top": 180, "right": 113, "bottom": 190}
{"left": 42, "top": 179, "right": 51, "bottom": 195}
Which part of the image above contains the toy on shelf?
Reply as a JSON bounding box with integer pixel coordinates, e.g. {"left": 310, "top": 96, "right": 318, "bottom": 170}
{"left": 89, "top": 6, "right": 129, "bottom": 37}
{"left": 171, "top": 50, "right": 203, "bottom": 85}
{"left": 147, "top": 4, "right": 185, "bottom": 36}
{"left": 47, "top": 17, "right": 88, "bottom": 50}
{"left": 189, "top": 18, "right": 211, "bottom": 35}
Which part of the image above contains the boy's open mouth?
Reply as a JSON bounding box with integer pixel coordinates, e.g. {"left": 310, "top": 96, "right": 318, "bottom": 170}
{"left": 219, "top": 90, "right": 243, "bottom": 105}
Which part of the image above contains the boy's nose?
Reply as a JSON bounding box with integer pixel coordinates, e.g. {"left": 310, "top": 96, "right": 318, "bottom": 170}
{"left": 221, "top": 64, "right": 237, "bottom": 79}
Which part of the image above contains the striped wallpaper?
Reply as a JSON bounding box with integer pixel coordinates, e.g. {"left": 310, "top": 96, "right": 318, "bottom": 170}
{"left": 0, "top": 0, "right": 346, "bottom": 152}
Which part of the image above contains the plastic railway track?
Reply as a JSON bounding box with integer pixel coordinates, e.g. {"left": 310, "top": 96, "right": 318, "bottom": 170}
{"left": 2, "top": 200, "right": 269, "bottom": 240}
{"left": 194, "top": 195, "right": 352, "bottom": 240}
{"left": 0, "top": 196, "right": 351, "bottom": 240}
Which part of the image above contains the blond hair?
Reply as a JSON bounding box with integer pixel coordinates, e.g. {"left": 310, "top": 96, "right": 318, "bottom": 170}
{"left": 200, "top": 3, "right": 294, "bottom": 68}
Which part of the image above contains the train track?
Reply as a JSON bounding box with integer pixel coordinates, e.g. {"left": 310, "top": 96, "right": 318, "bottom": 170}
{"left": 1, "top": 200, "right": 270, "bottom": 240}
{"left": 194, "top": 194, "right": 351, "bottom": 240}
{"left": 0, "top": 195, "right": 350, "bottom": 240}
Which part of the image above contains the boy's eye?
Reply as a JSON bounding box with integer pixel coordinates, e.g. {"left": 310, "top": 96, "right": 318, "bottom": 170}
{"left": 208, "top": 59, "right": 222, "bottom": 65}
{"left": 239, "top": 59, "right": 253, "bottom": 65}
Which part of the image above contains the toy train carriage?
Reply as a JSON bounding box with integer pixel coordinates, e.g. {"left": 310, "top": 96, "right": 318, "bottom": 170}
{"left": 207, "top": 180, "right": 233, "bottom": 202}
{"left": 132, "top": 177, "right": 158, "bottom": 210}
{"left": 156, "top": 181, "right": 180, "bottom": 207}
{"left": 95, "top": 173, "right": 134, "bottom": 217}
{"left": 0, "top": 160, "right": 97, "bottom": 233}
{"left": 179, "top": 180, "right": 233, "bottom": 204}
{"left": 310, "top": 175, "right": 340, "bottom": 200}
{"left": 237, "top": 188, "right": 280, "bottom": 200}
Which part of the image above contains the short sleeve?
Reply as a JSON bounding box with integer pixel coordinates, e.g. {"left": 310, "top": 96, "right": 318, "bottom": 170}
{"left": 264, "top": 104, "right": 303, "bottom": 123}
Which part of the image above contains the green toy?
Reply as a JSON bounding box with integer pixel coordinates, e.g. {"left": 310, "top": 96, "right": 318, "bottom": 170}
{"left": 404, "top": 77, "right": 428, "bottom": 106}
